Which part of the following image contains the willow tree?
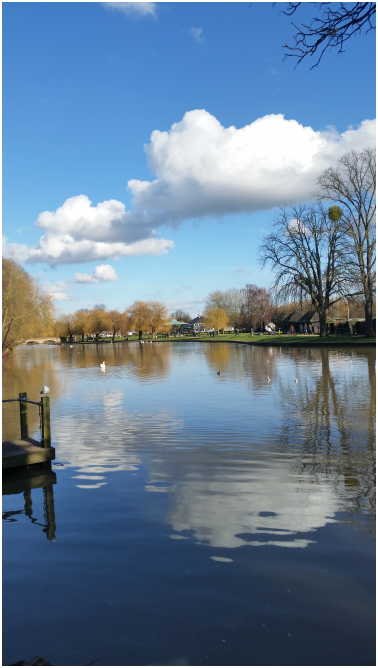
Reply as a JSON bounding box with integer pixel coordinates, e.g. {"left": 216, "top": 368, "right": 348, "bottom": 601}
{"left": 318, "top": 149, "right": 376, "bottom": 337}
{"left": 73, "top": 309, "right": 91, "bottom": 342}
{"left": 55, "top": 313, "right": 75, "bottom": 341}
{"left": 147, "top": 301, "right": 169, "bottom": 339}
{"left": 258, "top": 205, "right": 359, "bottom": 337}
{"left": 128, "top": 301, "right": 151, "bottom": 340}
{"left": 87, "top": 308, "right": 110, "bottom": 341}
{"left": 107, "top": 309, "right": 127, "bottom": 342}
{"left": 2, "top": 258, "right": 54, "bottom": 352}
{"left": 204, "top": 307, "right": 229, "bottom": 333}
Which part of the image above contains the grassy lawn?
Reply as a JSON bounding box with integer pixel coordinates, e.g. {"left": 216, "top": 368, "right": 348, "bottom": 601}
{"left": 70, "top": 333, "right": 375, "bottom": 346}
{"left": 153, "top": 332, "right": 375, "bottom": 346}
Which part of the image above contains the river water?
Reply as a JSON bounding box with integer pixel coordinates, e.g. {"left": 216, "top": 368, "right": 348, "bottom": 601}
{"left": 2, "top": 342, "right": 376, "bottom": 666}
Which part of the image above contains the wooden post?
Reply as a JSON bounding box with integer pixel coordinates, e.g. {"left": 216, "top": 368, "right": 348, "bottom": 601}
{"left": 23, "top": 490, "right": 33, "bottom": 519}
{"left": 43, "top": 484, "right": 57, "bottom": 541}
{"left": 41, "top": 396, "right": 51, "bottom": 449}
{"left": 19, "top": 392, "right": 28, "bottom": 439}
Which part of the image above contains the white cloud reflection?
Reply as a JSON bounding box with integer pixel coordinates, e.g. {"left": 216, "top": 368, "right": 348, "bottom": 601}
{"left": 161, "top": 455, "right": 339, "bottom": 549}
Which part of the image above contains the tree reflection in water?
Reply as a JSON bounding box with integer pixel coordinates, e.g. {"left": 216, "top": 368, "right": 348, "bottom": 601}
{"left": 276, "top": 348, "right": 375, "bottom": 532}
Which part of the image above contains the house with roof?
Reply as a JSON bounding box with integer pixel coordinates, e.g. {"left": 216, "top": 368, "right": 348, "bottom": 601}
{"left": 280, "top": 310, "right": 320, "bottom": 333}
{"left": 182, "top": 316, "right": 207, "bottom": 334}
{"left": 182, "top": 315, "right": 234, "bottom": 334}
{"left": 280, "top": 310, "right": 350, "bottom": 334}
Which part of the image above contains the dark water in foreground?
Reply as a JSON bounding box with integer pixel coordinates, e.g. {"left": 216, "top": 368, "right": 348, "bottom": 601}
{"left": 2, "top": 342, "right": 376, "bottom": 666}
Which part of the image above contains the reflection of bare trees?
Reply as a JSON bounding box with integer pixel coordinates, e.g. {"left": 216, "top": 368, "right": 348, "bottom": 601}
{"left": 276, "top": 348, "right": 376, "bottom": 530}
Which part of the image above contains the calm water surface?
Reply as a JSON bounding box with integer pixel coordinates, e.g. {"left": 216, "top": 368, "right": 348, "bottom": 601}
{"left": 2, "top": 342, "right": 376, "bottom": 666}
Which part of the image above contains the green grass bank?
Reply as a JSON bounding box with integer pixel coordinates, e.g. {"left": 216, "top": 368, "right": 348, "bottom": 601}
{"left": 71, "top": 333, "right": 376, "bottom": 348}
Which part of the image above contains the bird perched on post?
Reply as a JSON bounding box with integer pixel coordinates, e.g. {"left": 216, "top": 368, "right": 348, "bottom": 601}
{"left": 40, "top": 386, "right": 50, "bottom": 395}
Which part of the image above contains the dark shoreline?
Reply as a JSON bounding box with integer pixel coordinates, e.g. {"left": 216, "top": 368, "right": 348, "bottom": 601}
{"left": 151, "top": 338, "right": 376, "bottom": 348}
{"left": 50, "top": 337, "right": 376, "bottom": 349}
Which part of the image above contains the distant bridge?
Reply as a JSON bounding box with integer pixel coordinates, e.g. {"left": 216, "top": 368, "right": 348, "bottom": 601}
{"left": 22, "top": 337, "right": 61, "bottom": 345}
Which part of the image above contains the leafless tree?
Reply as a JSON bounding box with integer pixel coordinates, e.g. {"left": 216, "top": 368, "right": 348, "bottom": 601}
{"left": 205, "top": 288, "right": 244, "bottom": 330}
{"left": 258, "top": 204, "right": 360, "bottom": 336}
{"left": 170, "top": 310, "right": 191, "bottom": 323}
{"left": 280, "top": 2, "right": 375, "bottom": 68}
{"left": 318, "top": 148, "right": 376, "bottom": 337}
{"left": 241, "top": 285, "right": 273, "bottom": 331}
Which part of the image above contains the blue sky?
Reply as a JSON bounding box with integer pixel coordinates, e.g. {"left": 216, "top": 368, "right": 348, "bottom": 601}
{"left": 3, "top": 2, "right": 376, "bottom": 316}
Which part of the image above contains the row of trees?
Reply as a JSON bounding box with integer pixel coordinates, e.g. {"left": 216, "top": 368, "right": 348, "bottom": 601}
{"left": 56, "top": 301, "right": 172, "bottom": 342}
{"left": 259, "top": 149, "right": 376, "bottom": 337}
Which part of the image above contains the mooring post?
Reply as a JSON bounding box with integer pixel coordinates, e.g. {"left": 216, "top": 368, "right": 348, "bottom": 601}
{"left": 19, "top": 392, "right": 28, "bottom": 439}
{"left": 41, "top": 396, "right": 51, "bottom": 449}
{"left": 23, "top": 490, "right": 33, "bottom": 519}
{"left": 43, "top": 484, "right": 57, "bottom": 541}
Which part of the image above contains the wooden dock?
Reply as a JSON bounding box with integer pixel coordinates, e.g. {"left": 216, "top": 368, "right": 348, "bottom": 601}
{"left": 2, "top": 438, "right": 55, "bottom": 469}
{"left": 2, "top": 392, "right": 55, "bottom": 469}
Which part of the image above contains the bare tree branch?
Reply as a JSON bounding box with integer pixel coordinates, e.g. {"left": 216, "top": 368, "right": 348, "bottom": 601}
{"left": 279, "top": 2, "right": 376, "bottom": 68}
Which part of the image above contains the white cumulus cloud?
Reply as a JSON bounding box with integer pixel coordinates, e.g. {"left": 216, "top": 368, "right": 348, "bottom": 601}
{"left": 104, "top": 2, "right": 157, "bottom": 18}
{"left": 7, "top": 194, "right": 174, "bottom": 265}
{"left": 5, "top": 110, "right": 375, "bottom": 267}
{"left": 75, "top": 264, "right": 118, "bottom": 283}
{"left": 128, "top": 110, "right": 375, "bottom": 223}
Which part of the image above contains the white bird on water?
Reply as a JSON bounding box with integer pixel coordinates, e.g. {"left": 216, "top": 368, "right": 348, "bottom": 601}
{"left": 267, "top": 376, "right": 271, "bottom": 383}
{"left": 40, "top": 386, "right": 50, "bottom": 395}
{"left": 70, "top": 345, "right": 73, "bottom": 348}
{"left": 295, "top": 378, "right": 298, "bottom": 383}
{"left": 100, "top": 361, "right": 106, "bottom": 370}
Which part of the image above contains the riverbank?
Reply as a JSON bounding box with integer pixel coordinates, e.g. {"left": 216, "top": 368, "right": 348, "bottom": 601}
{"left": 155, "top": 333, "right": 375, "bottom": 347}
{"left": 60, "top": 333, "right": 375, "bottom": 348}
